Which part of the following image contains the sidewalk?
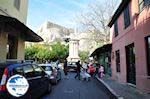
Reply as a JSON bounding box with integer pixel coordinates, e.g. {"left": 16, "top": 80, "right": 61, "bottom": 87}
{"left": 96, "top": 76, "right": 150, "bottom": 99}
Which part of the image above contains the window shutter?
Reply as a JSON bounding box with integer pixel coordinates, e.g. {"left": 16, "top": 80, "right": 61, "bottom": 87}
{"left": 114, "top": 21, "right": 118, "bottom": 37}
{"left": 115, "top": 50, "right": 120, "bottom": 72}
{"left": 146, "top": 37, "right": 150, "bottom": 76}
{"left": 124, "top": 4, "right": 130, "bottom": 28}
{"left": 14, "top": 0, "right": 20, "bottom": 10}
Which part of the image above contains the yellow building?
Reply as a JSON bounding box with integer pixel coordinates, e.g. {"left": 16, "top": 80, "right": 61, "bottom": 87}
{"left": 0, "top": 0, "right": 43, "bottom": 62}
{"left": 0, "top": 0, "right": 28, "bottom": 23}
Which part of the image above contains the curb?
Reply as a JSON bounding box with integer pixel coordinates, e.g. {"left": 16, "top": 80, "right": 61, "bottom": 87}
{"left": 96, "top": 76, "right": 124, "bottom": 99}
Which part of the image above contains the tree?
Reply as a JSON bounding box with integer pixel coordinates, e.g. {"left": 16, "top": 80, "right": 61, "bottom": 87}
{"left": 51, "top": 41, "right": 69, "bottom": 60}
{"left": 77, "top": 0, "right": 120, "bottom": 45}
{"left": 25, "top": 42, "right": 69, "bottom": 62}
{"left": 79, "top": 51, "right": 89, "bottom": 61}
{"left": 25, "top": 44, "right": 41, "bottom": 60}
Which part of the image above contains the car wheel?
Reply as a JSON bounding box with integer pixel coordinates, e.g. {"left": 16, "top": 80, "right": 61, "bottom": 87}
{"left": 47, "top": 83, "right": 52, "bottom": 93}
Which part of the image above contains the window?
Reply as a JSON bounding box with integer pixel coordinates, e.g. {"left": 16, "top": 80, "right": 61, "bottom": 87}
{"left": 146, "top": 36, "right": 150, "bottom": 76}
{"left": 115, "top": 50, "right": 120, "bottom": 72}
{"left": 124, "top": 4, "right": 130, "bottom": 28}
{"left": 114, "top": 21, "right": 118, "bottom": 37}
{"left": 14, "top": 0, "right": 20, "bottom": 10}
{"left": 13, "top": 67, "right": 24, "bottom": 75}
{"left": 42, "top": 66, "right": 53, "bottom": 71}
{"left": 32, "top": 65, "right": 43, "bottom": 76}
{"left": 23, "top": 65, "right": 34, "bottom": 78}
{"left": 139, "top": 0, "right": 150, "bottom": 12}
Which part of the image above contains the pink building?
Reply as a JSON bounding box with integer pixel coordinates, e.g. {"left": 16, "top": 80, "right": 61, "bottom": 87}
{"left": 108, "top": 0, "right": 150, "bottom": 92}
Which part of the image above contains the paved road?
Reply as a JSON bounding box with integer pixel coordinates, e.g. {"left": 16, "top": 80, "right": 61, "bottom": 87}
{"left": 41, "top": 72, "right": 110, "bottom": 99}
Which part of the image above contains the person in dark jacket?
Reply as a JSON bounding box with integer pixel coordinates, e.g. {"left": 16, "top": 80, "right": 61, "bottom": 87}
{"left": 93, "top": 63, "right": 100, "bottom": 78}
{"left": 75, "top": 60, "right": 82, "bottom": 80}
{"left": 64, "top": 59, "right": 68, "bottom": 76}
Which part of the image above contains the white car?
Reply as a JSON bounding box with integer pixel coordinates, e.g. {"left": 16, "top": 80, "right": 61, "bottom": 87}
{"left": 38, "top": 64, "right": 61, "bottom": 84}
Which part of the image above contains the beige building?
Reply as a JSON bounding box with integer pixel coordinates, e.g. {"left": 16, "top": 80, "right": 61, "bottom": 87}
{"left": 0, "top": 0, "right": 43, "bottom": 62}
{"left": 75, "top": 32, "right": 98, "bottom": 54}
{"left": 0, "top": 0, "right": 28, "bottom": 23}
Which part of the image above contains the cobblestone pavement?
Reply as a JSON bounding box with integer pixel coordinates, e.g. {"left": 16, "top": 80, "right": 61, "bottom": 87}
{"left": 41, "top": 72, "right": 110, "bottom": 99}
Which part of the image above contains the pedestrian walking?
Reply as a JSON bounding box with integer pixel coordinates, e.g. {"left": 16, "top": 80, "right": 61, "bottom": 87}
{"left": 93, "top": 63, "right": 100, "bottom": 78}
{"left": 63, "top": 59, "right": 68, "bottom": 78}
{"left": 75, "top": 60, "right": 82, "bottom": 80}
{"left": 87, "top": 63, "right": 95, "bottom": 77}
{"left": 99, "top": 65, "right": 104, "bottom": 78}
{"left": 80, "top": 68, "right": 91, "bottom": 81}
{"left": 82, "top": 61, "right": 88, "bottom": 72}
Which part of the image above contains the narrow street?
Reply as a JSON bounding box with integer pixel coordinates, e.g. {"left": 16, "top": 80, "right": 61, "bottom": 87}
{"left": 42, "top": 72, "right": 110, "bottom": 99}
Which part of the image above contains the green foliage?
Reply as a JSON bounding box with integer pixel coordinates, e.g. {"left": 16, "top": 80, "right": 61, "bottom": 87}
{"left": 79, "top": 51, "right": 89, "bottom": 61}
{"left": 25, "top": 42, "right": 69, "bottom": 61}
{"left": 25, "top": 44, "right": 40, "bottom": 59}
{"left": 51, "top": 42, "right": 69, "bottom": 59}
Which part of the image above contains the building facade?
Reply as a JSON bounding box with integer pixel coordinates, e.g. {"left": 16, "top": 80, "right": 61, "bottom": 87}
{"left": 0, "top": 0, "right": 42, "bottom": 62}
{"left": 76, "top": 32, "right": 98, "bottom": 52}
{"left": 0, "top": 0, "right": 28, "bottom": 23}
{"left": 108, "top": 0, "right": 150, "bottom": 92}
{"left": 90, "top": 44, "right": 112, "bottom": 76}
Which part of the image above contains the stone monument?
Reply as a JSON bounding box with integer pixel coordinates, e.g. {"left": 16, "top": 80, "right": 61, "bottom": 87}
{"left": 67, "top": 38, "right": 80, "bottom": 62}
{"left": 67, "top": 24, "right": 80, "bottom": 62}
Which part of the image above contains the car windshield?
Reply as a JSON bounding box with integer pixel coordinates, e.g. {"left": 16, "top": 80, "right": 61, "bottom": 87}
{"left": 42, "top": 66, "right": 52, "bottom": 71}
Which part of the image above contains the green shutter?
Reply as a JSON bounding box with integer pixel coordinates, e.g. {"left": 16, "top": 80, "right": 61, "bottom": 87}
{"left": 124, "top": 4, "right": 130, "bottom": 28}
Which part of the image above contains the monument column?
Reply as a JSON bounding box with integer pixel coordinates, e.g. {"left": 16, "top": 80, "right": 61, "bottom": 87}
{"left": 67, "top": 39, "right": 80, "bottom": 62}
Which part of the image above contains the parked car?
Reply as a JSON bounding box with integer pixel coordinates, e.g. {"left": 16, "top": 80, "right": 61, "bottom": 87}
{"left": 0, "top": 61, "right": 52, "bottom": 99}
{"left": 58, "top": 63, "right": 63, "bottom": 70}
{"left": 51, "top": 62, "right": 58, "bottom": 68}
{"left": 38, "top": 64, "right": 61, "bottom": 84}
{"left": 67, "top": 62, "right": 77, "bottom": 71}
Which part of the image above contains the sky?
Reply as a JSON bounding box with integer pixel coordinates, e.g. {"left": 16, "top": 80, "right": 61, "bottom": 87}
{"left": 27, "top": 0, "right": 92, "bottom": 32}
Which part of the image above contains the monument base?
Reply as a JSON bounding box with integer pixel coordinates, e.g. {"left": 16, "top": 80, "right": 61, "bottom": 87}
{"left": 67, "top": 57, "right": 80, "bottom": 62}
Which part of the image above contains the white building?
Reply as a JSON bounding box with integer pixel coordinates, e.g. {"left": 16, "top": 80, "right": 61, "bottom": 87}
{"left": 76, "top": 32, "right": 98, "bottom": 53}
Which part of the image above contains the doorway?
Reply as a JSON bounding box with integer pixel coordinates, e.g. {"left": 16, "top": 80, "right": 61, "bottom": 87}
{"left": 125, "top": 43, "right": 136, "bottom": 85}
{"left": 7, "top": 35, "right": 18, "bottom": 59}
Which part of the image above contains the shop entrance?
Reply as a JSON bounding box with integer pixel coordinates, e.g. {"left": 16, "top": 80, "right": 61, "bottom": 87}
{"left": 126, "top": 43, "right": 136, "bottom": 85}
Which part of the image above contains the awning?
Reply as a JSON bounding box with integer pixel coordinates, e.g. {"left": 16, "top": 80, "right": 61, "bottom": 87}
{"left": 0, "top": 15, "right": 43, "bottom": 42}
{"left": 90, "top": 44, "right": 112, "bottom": 57}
